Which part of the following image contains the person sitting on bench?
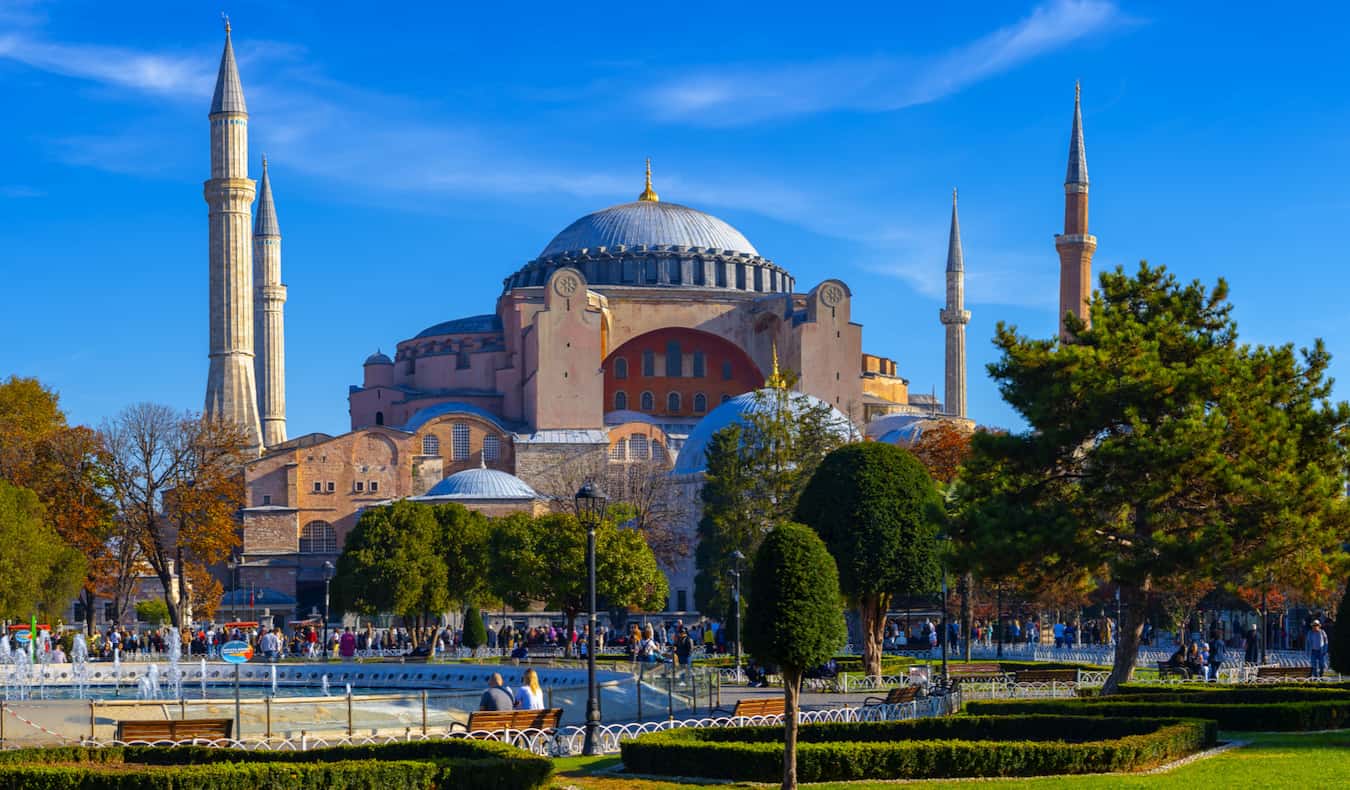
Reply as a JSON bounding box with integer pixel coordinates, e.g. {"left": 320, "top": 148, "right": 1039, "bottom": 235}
{"left": 478, "top": 673, "right": 515, "bottom": 711}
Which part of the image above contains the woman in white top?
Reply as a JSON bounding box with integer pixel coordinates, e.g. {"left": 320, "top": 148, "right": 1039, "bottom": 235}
{"left": 515, "top": 668, "right": 545, "bottom": 710}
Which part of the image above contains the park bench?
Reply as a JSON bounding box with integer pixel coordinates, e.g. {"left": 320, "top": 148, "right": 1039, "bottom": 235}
{"left": 1156, "top": 661, "right": 1191, "bottom": 680}
{"left": 1256, "top": 665, "right": 1312, "bottom": 681}
{"left": 716, "top": 697, "right": 786, "bottom": 719}
{"left": 945, "top": 663, "right": 1006, "bottom": 684}
{"left": 116, "top": 718, "right": 233, "bottom": 743}
{"left": 1015, "top": 668, "right": 1079, "bottom": 684}
{"left": 458, "top": 708, "right": 563, "bottom": 736}
{"left": 863, "top": 685, "right": 921, "bottom": 707}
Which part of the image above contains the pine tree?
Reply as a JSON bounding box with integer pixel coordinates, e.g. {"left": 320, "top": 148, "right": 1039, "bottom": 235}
{"left": 461, "top": 605, "right": 487, "bottom": 650}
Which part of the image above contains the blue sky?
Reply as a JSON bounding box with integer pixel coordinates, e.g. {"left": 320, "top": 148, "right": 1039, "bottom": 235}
{"left": 3, "top": 0, "right": 1349, "bottom": 435}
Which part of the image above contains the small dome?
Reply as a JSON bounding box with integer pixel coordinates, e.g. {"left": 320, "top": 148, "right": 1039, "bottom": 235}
{"left": 865, "top": 414, "right": 936, "bottom": 445}
{"left": 364, "top": 351, "right": 393, "bottom": 366}
{"left": 673, "top": 389, "right": 855, "bottom": 475}
{"left": 421, "top": 467, "right": 539, "bottom": 501}
{"left": 540, "top": 201, "right": 758, "bottom": 259}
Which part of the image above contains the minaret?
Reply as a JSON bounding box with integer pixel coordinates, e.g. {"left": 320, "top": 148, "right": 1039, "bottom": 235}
{"left": 939, "top": 188, "right": 970, "bottom": 418}
{"left": 1054, "top": 81, "right": 1096, "bottom": 339}
{"left": 254, "top": 155, "right": 287, "bottom": 447}
{"left": 203, "top": 18, "right": 262, "bottom": 452}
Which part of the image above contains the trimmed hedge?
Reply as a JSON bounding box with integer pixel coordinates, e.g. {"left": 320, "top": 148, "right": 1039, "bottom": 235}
{"left": 0, "top": 739, "right": 552, "bottom": 790}
{"left": 966, "top": 697, "right": 1350, "bottom": 731}
{"left": 619, "top": 715, "right": 1215, "bottom": 782}
{"left": 1111, "top": 681, "right": 1350, "bottom": 696}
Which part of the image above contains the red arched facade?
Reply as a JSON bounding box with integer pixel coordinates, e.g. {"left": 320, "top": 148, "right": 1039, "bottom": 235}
{"left": 604, "top": 328, "right": 764, "bottom": 418}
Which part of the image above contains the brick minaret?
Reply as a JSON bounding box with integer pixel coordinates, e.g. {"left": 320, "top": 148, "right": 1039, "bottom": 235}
{"left": 253, "top": 155, "right": 287, "bottom": 448}
{"left": 1054, "top": 81, "right": 1096, "bottom": 339}
{"left": 203, "top": 18, "right": 262, "bottom": 451}
{"left": 939, "top": 188, "right": 970, "bottom": 418}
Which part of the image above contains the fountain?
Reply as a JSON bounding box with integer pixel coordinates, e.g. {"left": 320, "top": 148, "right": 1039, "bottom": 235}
{"left": 137, "top": 664, "right": 161, "bottom": 700}
{"left": 321, "top": 674, "right": 330, "bottom": 696}
{"left": 165, "top": 627, "right": 183, "bottom": 699}
{"left": 200, "top": 657, "right": 207, "bottom": 699}
{"left": 36, "top": 631, "right": 52, "bottom": 699}
{"left": 71, "top": 634, "right": 90, "bottom": 699}
{"left": 270, "top": 664, "right": 278, "bottom": 696}
{"left": 112, "top": 647, "right": 122, "bottom": 697}
{"left": 10, "top": 649, "right": 33, "bottom": 701}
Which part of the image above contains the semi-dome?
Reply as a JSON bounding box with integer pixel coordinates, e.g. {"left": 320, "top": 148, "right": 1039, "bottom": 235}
{"left": 673, "top": 388, "right": 856, "bottom": 476}
{"left": 539, "top": 201, "right": 759, "bottom": 259}
{"left": 420, "top": 467, "right": 539, "bottom": 501}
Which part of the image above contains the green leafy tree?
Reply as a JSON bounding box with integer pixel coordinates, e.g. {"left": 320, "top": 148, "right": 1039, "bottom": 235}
{"left": 1332, "top": 583, "right": 1350, "bottom": 676}
{"left": 461, "top": 604, "right": 487, "bottom": 650}
{"left": 695, "top": 379, "right": 851, "bottom": 617}
{"left": 745, "top": 522, "right": 846, "bottom": 790}
{"left": 488, "top": 513, "right": 667, "bottom": 648}
{"left": 135, "top": 598, "right": 170, "bottom": 625}
{"left": 955, "top": 263, "right": 1350, "bottom": 694}
{"left": 796, "top": 443, "right": 942, "bottom": 677}
{"left": 0, "top": 481, "right": 87, "bottom": 620}
{"left": 431, "top": 503, "right": 492, "bottom": 609}
{"left": 331, "top": 501, "right": 450, "bottom": 627}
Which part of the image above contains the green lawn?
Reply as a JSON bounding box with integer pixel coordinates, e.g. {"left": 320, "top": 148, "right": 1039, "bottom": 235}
{"left": 551, "top": 730, "right": 1350, "bottom": 789}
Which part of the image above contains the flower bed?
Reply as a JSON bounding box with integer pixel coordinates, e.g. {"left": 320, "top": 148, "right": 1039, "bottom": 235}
{"left": 0, "top": 739, "right": 553, "bottom": 789}
{"left": 618, "top": 714, "right": 1214, "bottom": 782}
{"left": 967, "top": 696, "right": 1350, "bottom": 731}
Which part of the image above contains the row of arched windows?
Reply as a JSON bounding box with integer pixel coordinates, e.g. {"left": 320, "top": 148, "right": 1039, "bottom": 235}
{"left": 612, "top": 346, "right": 720, "bottom": 380}
{"left": 614, "top": 391, "right": 729, "bottom": 414}
{"left": 420, "top": 426, "right": 502, "bottom": 461}
{"left": 609, "top": 435, "right": 667, "bottom": 462}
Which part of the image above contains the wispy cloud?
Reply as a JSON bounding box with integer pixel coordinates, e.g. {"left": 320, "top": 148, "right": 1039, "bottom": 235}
{"left": 644, "top": 0, "right": 1129, "bottom": 124}
{"left": 0, "top": 33, "right": 214, "bottom": 98}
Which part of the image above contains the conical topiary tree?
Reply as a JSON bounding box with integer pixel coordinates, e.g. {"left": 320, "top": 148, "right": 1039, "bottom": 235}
{"left": 1331, "top": 583, "right": 1350, "bottom": 676}
{"left": 745, "top": 522, "right": 847, "bottom": 790}
{"left": 461, "top": 605, "right": 487, "bottom": 652}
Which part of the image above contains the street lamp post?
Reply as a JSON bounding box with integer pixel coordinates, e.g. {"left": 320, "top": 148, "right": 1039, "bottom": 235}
{"left": 574, "top": 481, "right": 608, "bottom": 757}
{"left": 936, "top": 532, "right": 950, "bottom": 685}
{"left": 729, "top": 550, "right": 746, "bottom": 682}
{"left": 323, "top": 561, "right": 335, "bottom": 661}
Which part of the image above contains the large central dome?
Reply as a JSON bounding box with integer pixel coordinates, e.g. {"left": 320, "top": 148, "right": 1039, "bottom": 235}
{"left": 539, "top": 201, "right": 759, "bottom": 259}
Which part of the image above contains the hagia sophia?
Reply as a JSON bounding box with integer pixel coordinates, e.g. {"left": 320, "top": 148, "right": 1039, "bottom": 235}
{"left": 202, "top": 24, "right": 1094, "bottom": 620}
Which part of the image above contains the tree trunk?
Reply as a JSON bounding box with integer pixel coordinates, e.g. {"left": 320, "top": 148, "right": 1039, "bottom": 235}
{"left": 858, "top": 594, "right": 888, "bottom": 677}
{"left": 80, "top": 589, "right": 96, "bottom": 636}
{"left": 782, "top": 666, "right": 801, "bottom": 790}
{"left": 959, "top": 573, "right": 973, "bottom": 661}
{"left": 564, "top": 609, "right": 577, "bottom": 658}
{"left": 1101, "top": 580, "right": 1147, "bottom": 695}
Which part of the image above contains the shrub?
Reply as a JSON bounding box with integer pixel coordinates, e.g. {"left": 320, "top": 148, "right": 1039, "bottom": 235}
{"left": 966, "top": 697, "right": 1350, "bottom": 731}
{"left": 619, "top": 715, "right": 1214, "bottom": 782}
{"left": 0, "top": 739, "right": 552, "bottom": 789}
{"left": 462, "top": 605, "right": 487, "bottom": 650}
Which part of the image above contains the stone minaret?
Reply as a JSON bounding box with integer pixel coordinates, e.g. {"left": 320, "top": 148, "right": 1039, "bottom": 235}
{"left": 939, "top": 188, "right": 970, "bottom": 418}
{"left": 203, "top": 19, "right": 262, "bottom": 451}
{"left": 253, "top": 155, "right": 287, "bottom": 447}
{"left": 1054, "top": 81, "right": 1096, "bottom": 339}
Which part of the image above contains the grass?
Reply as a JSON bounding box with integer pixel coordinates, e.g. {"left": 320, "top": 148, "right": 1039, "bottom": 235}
{"left": 550, "top": 730, "right": 1350, "bottom": 789}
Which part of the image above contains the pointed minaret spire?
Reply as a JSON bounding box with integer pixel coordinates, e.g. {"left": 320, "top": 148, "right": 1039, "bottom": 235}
{"left": 1055, "top": 81, "right": 1097, "bottom": 339}
{"left": 638, "top": 157, "right": 660, "bottom": 202}
{"left": 940, "top": 189, "right": 970, "bottom": 418}
{"left": 205, "top": 20, "right": 262, "bottom": 452}
{"left": 253, "top": 154, "right": 287, "bottom": 447}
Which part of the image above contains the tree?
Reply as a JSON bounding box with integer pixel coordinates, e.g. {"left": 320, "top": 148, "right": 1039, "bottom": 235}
{"left": 796, "top": 443, "right": 942, "bottom": 676}
{"left": 0, "top": 481, "right": 87, "bottom": 620}
{"left": 331, "top": 500, "right": 449, "bottom": 627}
{"left": 135, "top": 598, "right": 170, "bottom": 624}
{"left": 488, "top": 512, "right": 668, "bottom": 648}
{"left": 431, "top": 503, "right": 492, "bottom": 610}
{"left": 1332, "top": 582, "right": 1350, "bottom": 676}
{"left": 461, "top": 605, "right": 487, "bottom": 650}
{"left": 101, "top": 405, "right": 249, "bottom": 628}
{"left": 955, "top": 263, "right": 1350, "bottom": 694}
{"left": 911, "top": 423, "right": 980, "bottom": 658}
{"left": 744, "top": 522, "right": 846, "bottom": 790}
{"left": 695, "top": 381, "right": 850, "bottom": 616}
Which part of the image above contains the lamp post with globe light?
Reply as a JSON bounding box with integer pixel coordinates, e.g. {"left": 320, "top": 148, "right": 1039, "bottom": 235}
{"left": 323, "top": 561, "right": 334, "bottom": 661}
{"left": 729, "top": 549, "right": 746, "bottom": 681}
{"left": 573, "top": 481, "right": 607, "bottom": 757}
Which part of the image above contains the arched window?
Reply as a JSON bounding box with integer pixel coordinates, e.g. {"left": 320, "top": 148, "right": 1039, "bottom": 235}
{"left": 667, "top": 392, "right": 681, "bottom": 413}
{"left": 630, "top": 434, "right": 650, "bottom": 461}
{"left": 299, "top": 520, "right": 337, "bottom": 554}
{"left": 666, "top": 341, "right": 682, "bottom": 377}
{"left": 482, "top": 434, "right": 501, "bottom": 462}
{"left": 652, "top": 441, "right": 667, "bottom": 463}
{"left": 693, "top": 352, "right": 706, "bottom": 378}
{"left": 375, "top": 411, "right": 384, "bottom": 426}
{"left": 614, "top": 358, "right": 628, "bottom": 379}
{"left": 421, "top": 434, "right": 440, "bottom": 456}
{"left": 693, "top": 393, "right": 707, "bottom": 414}
{"left": 640, "top": 391, "right": 654, "bottom": 411}
{"left": 452, "top": 423, "right": 470, "bottom": 460}
{"left": 609, "top": 438, "right": 627, "bottom": 461}
{"left": 614, "top": 391, "right": 628, "bottom": 411}
{"left": 642, "top": 351, "right": 655, "bottom": 377}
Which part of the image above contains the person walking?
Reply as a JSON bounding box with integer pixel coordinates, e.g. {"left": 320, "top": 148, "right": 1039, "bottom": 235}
{"left": 1207, "top": 633, "right": 1226, "bottom": 682}
{"left": 674, "top": 626, "right": 694, "bottom": 667}
{"left": 1244, "top": 623, "right": 1261, "bottom": 665}
{"left": 1307, "top": 620, "right": 1330, "bottom": 678}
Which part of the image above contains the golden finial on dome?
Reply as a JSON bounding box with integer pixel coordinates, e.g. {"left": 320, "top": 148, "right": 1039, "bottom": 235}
{"left": 638, "top": 157, "right": 659, "bottom": 202}
{"left": 766, "top": 341, "right": 789, "bottom": 390}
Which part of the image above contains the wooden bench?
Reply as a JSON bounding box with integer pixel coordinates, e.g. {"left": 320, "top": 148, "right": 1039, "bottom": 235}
{"left": 1015, "top": 668, "right": 1079, "bottom": 684}
{"left": 460, "top": 708, "right": 562, "bottom": 736}
{"left": 1156, "top": 661, "right": 1191, "bottom": 680}
{"left": 946, "top": 663, "right": 1006, "bottom": 683}
{"left": 1256, "top": 665, "right": 1312, "bottom": 681}
{"left": 727, "top": 697, "right": 786, "bottom": 719}
{"left": 863, "top": 685, "right": 921, "bottom": 707}
{"left": 116, "top": 718, "right": 233, "bottom": 743}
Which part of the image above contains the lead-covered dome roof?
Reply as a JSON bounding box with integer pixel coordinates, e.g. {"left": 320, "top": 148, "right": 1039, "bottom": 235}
{"left": 673, "top": 389, "right": 855, "bottom": 475}
{"left": 421, "top": 467, "right": 539, "bottom": 500}
{"left": 539, "top": 201, "right": 759, "bottom": 259}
